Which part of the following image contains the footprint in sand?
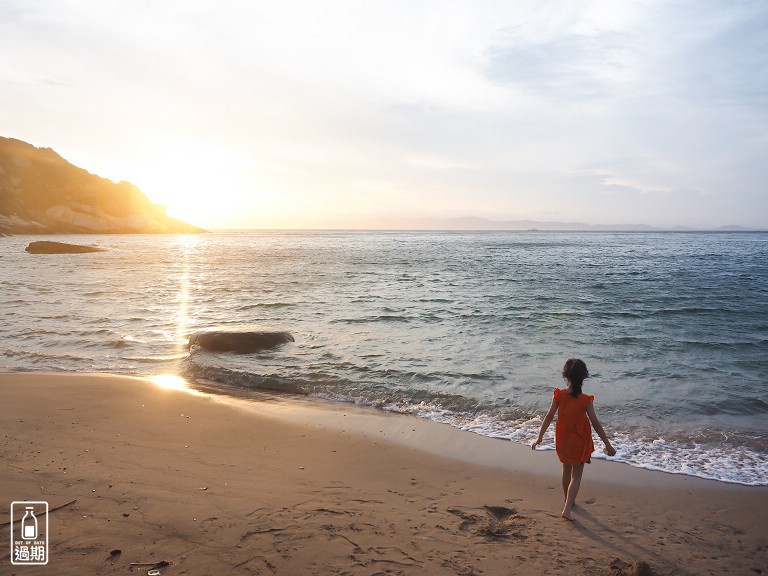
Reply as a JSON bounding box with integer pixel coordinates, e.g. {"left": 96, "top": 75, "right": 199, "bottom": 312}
{"left": 448, "top": 505, "right": 531, "bottom": 541}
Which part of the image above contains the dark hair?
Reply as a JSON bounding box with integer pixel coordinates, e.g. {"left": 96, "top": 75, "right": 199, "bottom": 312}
{"left": 562, "top": 358, "right": 589, "bottom": 397}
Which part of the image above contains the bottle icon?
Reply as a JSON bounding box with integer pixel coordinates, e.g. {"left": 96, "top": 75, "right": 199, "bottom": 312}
{"left": 21, "top": 507, "right": 38, "bottom": 540}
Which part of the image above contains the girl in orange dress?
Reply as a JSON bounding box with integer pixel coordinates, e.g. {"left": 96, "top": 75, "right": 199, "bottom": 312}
{"left": 531, "top": 359, "right": 616, "bottom": 520}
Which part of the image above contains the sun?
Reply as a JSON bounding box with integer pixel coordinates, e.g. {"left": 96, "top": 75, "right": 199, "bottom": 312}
{"left": 143, "top": 170, "right": 241, "bottom": 228}
{"left": 140, "top": 166, "right": 245, "bottom": 229}
{"left": 131, "top": 142, "right": 259, "bottom": 229}
{"left": 125, "top": 138, "right": 358, "bottom": 229}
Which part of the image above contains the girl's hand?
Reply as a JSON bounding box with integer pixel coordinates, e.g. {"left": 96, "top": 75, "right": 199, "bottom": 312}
{"left": 531, "top": 439, "right": 540, "bottom": 450}
{"left": 604, "top": 445, "right": 616, "bottom": 457}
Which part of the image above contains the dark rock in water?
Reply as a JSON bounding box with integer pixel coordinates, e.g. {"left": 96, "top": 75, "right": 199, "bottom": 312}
{"left": 25, "top": 240, "right": 107, "bottom": 254}
{"left": 188, "top": 330, "right": 295, "bottom": 353}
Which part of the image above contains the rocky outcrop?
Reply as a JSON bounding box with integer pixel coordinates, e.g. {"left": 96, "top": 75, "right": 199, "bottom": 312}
{"left": 188, "top": 330, "right": 295, "bottom": 353}
{"left": 25, "top": 241, "right": 107, "bottom": 254}
{"left": 0, "top": 137, "right": 207, "bottom": 234}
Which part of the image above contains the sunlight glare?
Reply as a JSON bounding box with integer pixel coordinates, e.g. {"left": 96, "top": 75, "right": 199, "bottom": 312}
{"left": 150, "top": 374, "right": 202, "bottom": 396}
{"left": 135, "top": 142, "right": 256, "bottom": 228}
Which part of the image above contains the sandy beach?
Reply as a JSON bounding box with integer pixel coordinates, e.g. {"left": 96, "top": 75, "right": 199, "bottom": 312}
{"left": 1, "top": 373, "right": 765, "bottom": 576}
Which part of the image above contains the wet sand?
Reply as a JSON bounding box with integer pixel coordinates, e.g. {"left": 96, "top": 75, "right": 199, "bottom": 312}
{"left": 1, "top": 373, "right": 765, "bottom": 575}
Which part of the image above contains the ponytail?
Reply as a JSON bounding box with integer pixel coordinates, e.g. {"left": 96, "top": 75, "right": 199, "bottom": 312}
{"left": 562, "top": 358, "right": 589, "bottom": 397}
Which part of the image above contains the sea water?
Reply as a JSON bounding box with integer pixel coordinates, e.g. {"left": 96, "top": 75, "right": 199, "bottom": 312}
{"left": 1, "top": 231, "right": 766, "bottom": 485}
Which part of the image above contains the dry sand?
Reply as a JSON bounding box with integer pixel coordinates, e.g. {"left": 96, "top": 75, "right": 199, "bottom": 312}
{"left": 1, "top": 373, "right": 765, "bottom": 575}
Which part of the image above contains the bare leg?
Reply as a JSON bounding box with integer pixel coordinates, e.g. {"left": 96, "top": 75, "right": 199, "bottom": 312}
{"left": 561, "top": 463, "right": 584, "bottom": 521}
{"left": 561, "top": 464, "right": 572, "bottom": 499}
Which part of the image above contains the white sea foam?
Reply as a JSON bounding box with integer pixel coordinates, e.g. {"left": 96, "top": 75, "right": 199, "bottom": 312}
{"left": 372, "top": 400, "right": 768, "bottom": 485}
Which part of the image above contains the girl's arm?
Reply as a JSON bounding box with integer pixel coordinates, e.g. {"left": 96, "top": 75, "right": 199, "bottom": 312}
{"left": 586, "top": 401, "right": 616, "bottom": 456}
{"left": 531, "top": 398, "right": 558, "bottom": 449}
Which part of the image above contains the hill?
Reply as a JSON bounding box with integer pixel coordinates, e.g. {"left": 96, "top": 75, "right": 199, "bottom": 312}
{"left": 0, "top": 137, "right": 206, "bottom": 234}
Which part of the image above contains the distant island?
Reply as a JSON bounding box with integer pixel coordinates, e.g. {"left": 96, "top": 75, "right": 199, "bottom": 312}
{"left": 308, "top": 216, "right": 763, "bottom": 232}
{"left": 0, "top": 137, "right": 206, "bottom": 234}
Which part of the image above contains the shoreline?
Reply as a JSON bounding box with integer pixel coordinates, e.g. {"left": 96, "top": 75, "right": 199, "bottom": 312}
{"left": 1, "top": 372, "right": 766, "bottom": 575}
{"left": 204, "top": 377, "right": 753, "bottom": 491}
{"left": 177, "top": 373, "right": 768, "bottom": 489}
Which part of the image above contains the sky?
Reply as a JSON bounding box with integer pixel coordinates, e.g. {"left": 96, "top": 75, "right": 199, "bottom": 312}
{"left": 1, "top": 0, "right": 766, "bottom": 229}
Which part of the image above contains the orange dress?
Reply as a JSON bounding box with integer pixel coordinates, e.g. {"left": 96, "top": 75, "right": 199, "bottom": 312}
{"left": 554, "top": 388, "right": 595, "bottom": 465}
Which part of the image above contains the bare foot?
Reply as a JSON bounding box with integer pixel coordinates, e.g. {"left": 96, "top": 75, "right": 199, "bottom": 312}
{"left": 561, "top": 508, "right": 575, "bottom": 521}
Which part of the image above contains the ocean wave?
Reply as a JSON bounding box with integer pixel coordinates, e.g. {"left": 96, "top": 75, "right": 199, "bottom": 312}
{"left": 111, "top": 335, "right": 140, "bottom": 348}
{"left": 2, "top": 348, "right": 90, "bottom": 362}
{"left": 648, "top": 307, "right": 734, "bottom": 317}
{"left": 121, "top": 353, "right": 189, "bottom": 363}
{"left": 236, "top": 302, "right": 295, "bottom": 311}
{"left": 690, "top": 397, "right": 768, "bottom": 417}
{"left": 331, "top": 315, "right": 413, "bottom": 324}
{"left": 183, "top": 364, "right": 309, "bottom": 395}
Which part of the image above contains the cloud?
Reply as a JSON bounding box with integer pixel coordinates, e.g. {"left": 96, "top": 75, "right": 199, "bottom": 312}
{"left": 484, "top": 30, "right": 637, "bottom": 100}
{"left": 648, "top": 1, "right": 768, "bottom": 107}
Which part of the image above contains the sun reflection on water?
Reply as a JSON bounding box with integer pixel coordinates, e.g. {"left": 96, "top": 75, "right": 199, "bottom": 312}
{"left": 150, "top": 374, "right": 203, "bottom": 395}
{"left": 173, "top": 235, "right": 199, "bottom": 366}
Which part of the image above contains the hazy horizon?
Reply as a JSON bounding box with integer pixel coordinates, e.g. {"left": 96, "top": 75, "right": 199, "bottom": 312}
{"left": 2, "top": 1, "right": 766, "bottom": 230}
{"left": 201, "top": 217, "right": 766, "bottom": 232}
